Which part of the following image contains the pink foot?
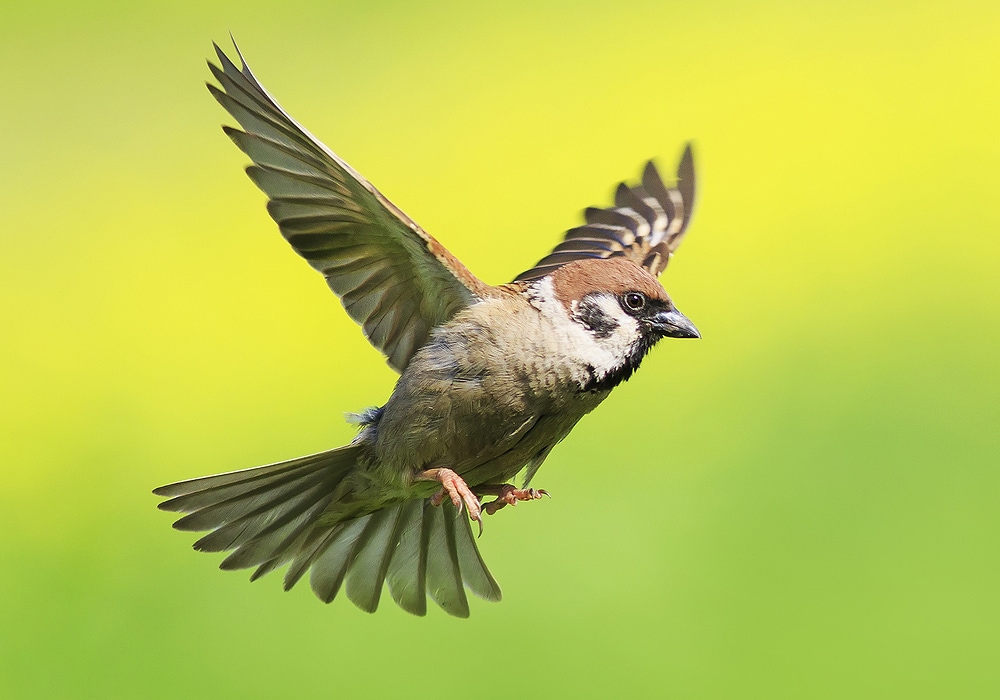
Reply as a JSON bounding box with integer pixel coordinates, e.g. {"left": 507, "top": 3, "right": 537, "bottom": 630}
{"left": 480, "top": 484, "right": 550, "bottom": 516}
{"left": 419, "top": 468, "right": 483, "bottom": 535}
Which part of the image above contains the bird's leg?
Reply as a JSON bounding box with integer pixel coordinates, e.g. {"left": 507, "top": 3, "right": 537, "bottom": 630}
{"left": 416, "top": 468, "right": 483, "bottom": 535}
{"left": 477, "top": 483, "right": 550, "bottom": 516}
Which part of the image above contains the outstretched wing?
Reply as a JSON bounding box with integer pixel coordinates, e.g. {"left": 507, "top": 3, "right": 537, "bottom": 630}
{"left": 514, "top": 146, "right": 696, "bottom": 281}
{"left": 208, "top": 42, "right": 490, "bottom": 372}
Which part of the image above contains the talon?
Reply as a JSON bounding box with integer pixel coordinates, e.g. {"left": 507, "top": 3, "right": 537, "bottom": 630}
{"left": 418, "top": 467, "right": 483, "bottom": 531}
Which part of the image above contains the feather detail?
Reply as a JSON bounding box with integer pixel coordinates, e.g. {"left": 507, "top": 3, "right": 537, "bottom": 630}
{"left": 386, "top": 499, "right": 429, "bottom": 615}
{"left": 424, "top": 499, "right": 470, "bottom": 617}
{"left": 155, "top": 447, "right": 501, "bottom": 616}
{"left": 515, "top": 144, "right": 696, "bottom": 281}
{"left": 209, "top": 40, "right": 492, "bottom": 373}
{"left": 345, "top": 505, "right": 408, "bottom": 613}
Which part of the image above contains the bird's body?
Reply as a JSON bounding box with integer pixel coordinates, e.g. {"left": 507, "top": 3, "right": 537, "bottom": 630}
{"left": 155, "top": 42, "right": 702, "bottom": 617}
{"left": 355, "top": 269, "right": 634, "bottom": 503}
{"left": 312, "top": 293, "right": 595, "bottom": 515}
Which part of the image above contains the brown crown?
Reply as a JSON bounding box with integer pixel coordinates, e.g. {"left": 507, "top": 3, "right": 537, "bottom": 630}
{"left": 549, "top": 257, "right": 670, "bottom": 307}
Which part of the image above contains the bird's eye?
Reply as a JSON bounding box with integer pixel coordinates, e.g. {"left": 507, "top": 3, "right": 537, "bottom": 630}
{"left": 622, "top": 292, "right": 646, "bottom": 311}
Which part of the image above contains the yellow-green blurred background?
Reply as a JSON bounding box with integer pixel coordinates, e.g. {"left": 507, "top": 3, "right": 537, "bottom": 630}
{"left": 2, "top": 0, "right": 998, "bottom": 697}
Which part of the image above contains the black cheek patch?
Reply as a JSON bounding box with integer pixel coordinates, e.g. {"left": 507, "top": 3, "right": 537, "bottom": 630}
{"left": 575, "top": 296, "right": 619, "bottom": 339}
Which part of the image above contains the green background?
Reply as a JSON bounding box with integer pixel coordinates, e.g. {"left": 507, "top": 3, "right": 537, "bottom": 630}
{"left": 2, "top": 1, "right": 998, "bottom": 697}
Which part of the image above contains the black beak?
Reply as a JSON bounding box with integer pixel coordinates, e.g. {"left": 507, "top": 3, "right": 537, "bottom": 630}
{"left": 649, "top": 308, "right": 700, "bottom": 339}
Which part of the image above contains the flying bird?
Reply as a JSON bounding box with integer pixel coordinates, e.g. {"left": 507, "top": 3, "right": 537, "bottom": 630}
{"left": 155, "top": 42, "right": 701, "bottom": 617}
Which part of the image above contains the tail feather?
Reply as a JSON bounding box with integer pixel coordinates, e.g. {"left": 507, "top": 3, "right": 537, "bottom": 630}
{"left": 153, "top": 450, "right": 331, "bottom": 500}
{"left": 160, "top": 460, "right": 335, "bottom": 528}
{"left": 173, "top": 470, "right": 326, "bottom": 531}
{"left": 249, "top": 518, "right": 320, "bottom": 582}
{"left": 283, "top": 524, "right": 341, "bottom": 591}
{"left": 161, "top": 448, "right": 353, "bottom": 546}
{"left": 454, "top": 511, "right": 502, "bottom": 602}
{"left": 345, "top": 504, "right": 407, "bottom": 613}
{"left": 155, "top": 446, "right": 503, "bottom": 617}
{"left": 218, "top": 491, "right": 336, "bottom": 570}
{"left": 385, "top": 499, "right": 428, "bottom": 615}
{"left": 190, "top": 477, "right": 331, "bottom": 552}
{"left": 425, "top": 500, "right": 470, "bottom": 617}
{"left": 309, "top": 515, "right": 373, "bottom": 603}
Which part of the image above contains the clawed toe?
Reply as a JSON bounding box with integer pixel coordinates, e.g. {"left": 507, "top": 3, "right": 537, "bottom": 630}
{"left": 482, "top": 485, "right": 550, "bottom": 515}
{"left": 422, "top": 468, "right": 483, "bottom": 535}
{"left": 417, "top": 471, "right": 550, "bottom": 532}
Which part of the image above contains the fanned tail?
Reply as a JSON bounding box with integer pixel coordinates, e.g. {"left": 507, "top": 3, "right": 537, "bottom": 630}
{"left": 154, "top": 447, "right": 501, "bottom": 617}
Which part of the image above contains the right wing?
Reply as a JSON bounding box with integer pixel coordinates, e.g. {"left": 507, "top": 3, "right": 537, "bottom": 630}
{"left": 514, "top": 146, "right": 696, "bottom": 282}
{"left": 208, "top": 41, "right": 490, "bottom": 372}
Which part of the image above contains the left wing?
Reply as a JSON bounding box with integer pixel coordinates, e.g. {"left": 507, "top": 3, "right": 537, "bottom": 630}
{"left": 515, "top": 146, "right": 696, "bottom": 282}
{"left": 208, "top": 41, "right": 491, "bottom": 372}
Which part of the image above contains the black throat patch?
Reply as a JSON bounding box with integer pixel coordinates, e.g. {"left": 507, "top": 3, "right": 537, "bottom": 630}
{"left": 580, "top": 333, "right": 659, "bottom": 393}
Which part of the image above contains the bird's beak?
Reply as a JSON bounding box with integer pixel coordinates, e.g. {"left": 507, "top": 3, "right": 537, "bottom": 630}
{"left": 649, "top": 308, "right": 700, "bottom": 339}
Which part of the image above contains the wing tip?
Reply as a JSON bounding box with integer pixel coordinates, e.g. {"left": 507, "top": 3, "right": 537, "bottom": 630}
{"left": 220, "top": 124, "right": 247, "bottom": 143}
{"left": 676, "top": 141, "right": 696, "bottom": 233}
{"left": 228, "top": 34, "right": 256, "bottom": 80}
{"left": 677, "top": 142, "right": 695, "bottom": 184}
{"left": 642, "top": 159, "right": 660, "bottom": 184}
{"left": 211, "top": 34, "right": 253, "bottom": 84}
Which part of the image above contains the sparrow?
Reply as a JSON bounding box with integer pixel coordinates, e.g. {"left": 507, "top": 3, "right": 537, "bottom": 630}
{"left": 154, "top": 42, "right": 701, "bottom": 618}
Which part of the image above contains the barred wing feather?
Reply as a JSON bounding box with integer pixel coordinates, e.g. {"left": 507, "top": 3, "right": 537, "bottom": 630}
{"left": 515, "top": 146, "right": 696, "bottom": 281}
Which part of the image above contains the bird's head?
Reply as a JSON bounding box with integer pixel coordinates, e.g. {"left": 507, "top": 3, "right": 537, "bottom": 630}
{"left": 542, "top": 257, "right": 699, "bottom": 392}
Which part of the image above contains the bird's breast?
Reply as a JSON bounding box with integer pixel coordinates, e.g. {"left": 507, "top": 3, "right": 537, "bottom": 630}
{"left": 370, "top": 296, "right": 607, "bottom": 480}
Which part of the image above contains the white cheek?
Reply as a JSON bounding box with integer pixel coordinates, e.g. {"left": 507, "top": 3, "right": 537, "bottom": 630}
{"left": 531, "top": 279, "right": 641, "bottom": 383}
{"left": 588, "top": 295, "right": 642, "bottom": 365}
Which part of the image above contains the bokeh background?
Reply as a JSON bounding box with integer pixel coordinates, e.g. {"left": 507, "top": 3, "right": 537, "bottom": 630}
{"left": 2, "top": 0, "right": 998, "bottom": 697}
